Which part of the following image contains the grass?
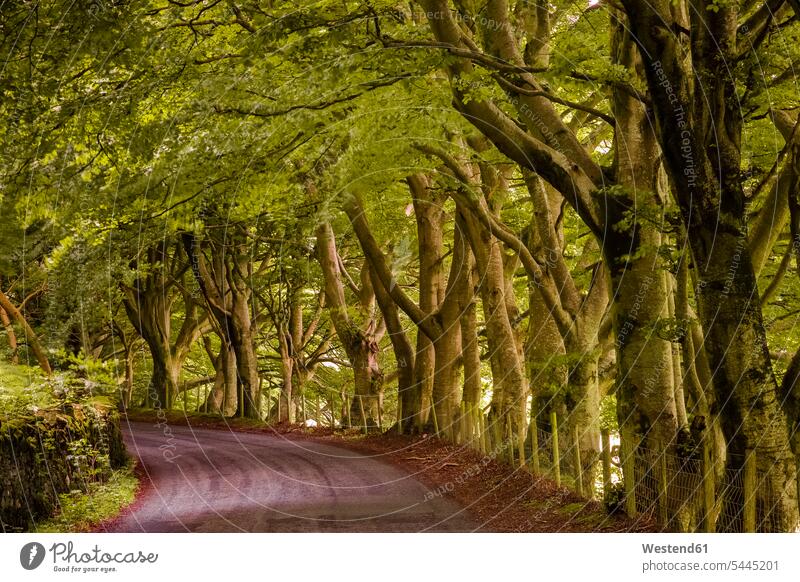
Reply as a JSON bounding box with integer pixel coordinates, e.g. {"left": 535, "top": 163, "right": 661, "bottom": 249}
{"left": 34, "top": 463, "right": 139, "bottom": 532}
{"left": 0, "top": 361, "right": 41, "bottom": 388}
{"left": 0, "top": 360, "right": 119, "bottom": 416}
{"left": 125, "top": 407, "right": 272, "bottom": 430}
{"left": 0, "top": 361, "right": 50, "bottom": 414}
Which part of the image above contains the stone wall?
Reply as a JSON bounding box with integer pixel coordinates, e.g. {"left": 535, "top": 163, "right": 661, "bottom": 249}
{"left": 0, "top": 402, "right": 127, "bottom": 531}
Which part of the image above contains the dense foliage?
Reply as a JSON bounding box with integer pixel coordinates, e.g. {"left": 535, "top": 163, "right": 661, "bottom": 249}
{"left": 2, "top": 0, "right": 800, "bottom": 531}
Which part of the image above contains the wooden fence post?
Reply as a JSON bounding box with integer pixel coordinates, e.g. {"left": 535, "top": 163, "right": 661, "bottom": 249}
{"left": 358, "top": 395, "right": 368, "bottom": 435}
{"left": 376, "top": 395, "right": 382, "bottom": 432}
{"left": 345, "top": 395, "right": 351, "bottom": 428}
{"left": 518, "top": 424, "right": 526, "bottom": 468}
{"left": 315, "top": 395, "right": 321, "bottom": 425}
{"left": 397, "top": 396, "right": 403, "bottom": 435}
{"left": 479, "top": 411, "right": 487, "bottom": 455}
{"left": 530, "top": 421, "right": 540, "bottom": 475}
{"left": 659, "top": 448, "right": 669, "bottom": 525}
{"left": 550, "top": 411, "right": 561, "bottom": 487}
{"left": 459, "top": 402, "right": 466, "bottom": 445}
{"left": 601, "top": 428, "right": 612, "bottom": 495}
{"left": 465, "top": 403, "right": 474, "bottom": 448}
{"left": 473, "top": 407, "right": 478, "bottom": 444}
{"left": 702, "top": 432, "right": 716, "bottom": 533}
{"left": 469, "top": 405, "right": 475, "bottom": 449}
{"left": 743, "top": 448, "right": 757, "bottom": 533}
{"left": 506, "top": 421, "right": 515, "bottom": 465}
{"left": 573, "top": 426, "right": 583, "bottom": 496}
{"left": 492, "top": 417, "right": 502, "bottom": 458}
{"left": 621, "top": 431, "right": 637, "bottom": 517}
{"left": 472, "top": 406, "right": 478, "bottom": 451}
{"left": 796, "top": 455, "right": 800, "bottom": 528}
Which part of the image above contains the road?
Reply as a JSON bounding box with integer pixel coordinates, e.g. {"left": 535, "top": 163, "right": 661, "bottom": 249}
{"left": 104, "top": 422, "right": 477, "bottom": 532}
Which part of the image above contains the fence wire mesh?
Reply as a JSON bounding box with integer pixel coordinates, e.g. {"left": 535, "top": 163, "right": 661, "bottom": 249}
{"left": 459, "top": 411, "right": 798, "bottom": 532}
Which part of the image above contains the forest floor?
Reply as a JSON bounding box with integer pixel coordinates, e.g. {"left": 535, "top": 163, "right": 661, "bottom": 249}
{"left": 121, "top": 409, "right": 655, "bottom": 532}
{"left": 35, "top": 463, "right": 140, "bottom": 532}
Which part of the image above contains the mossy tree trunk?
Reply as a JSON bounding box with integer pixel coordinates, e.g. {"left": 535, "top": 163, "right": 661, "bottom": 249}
{"left": 622, "top": 0, "right": 799, "bottom": 530}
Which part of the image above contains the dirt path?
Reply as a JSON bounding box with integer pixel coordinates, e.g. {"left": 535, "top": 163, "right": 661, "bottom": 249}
{"left": 101, "top": 422, "right": 478, "bottom": 532}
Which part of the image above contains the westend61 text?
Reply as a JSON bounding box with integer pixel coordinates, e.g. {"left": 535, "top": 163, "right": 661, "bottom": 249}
{"left": 642, "top": 543, "right": 708, "bottom": 554}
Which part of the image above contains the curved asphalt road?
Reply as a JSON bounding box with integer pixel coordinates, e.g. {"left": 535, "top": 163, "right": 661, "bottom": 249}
{"left": 105, "top": 422, "right": 477, "bottom": 532}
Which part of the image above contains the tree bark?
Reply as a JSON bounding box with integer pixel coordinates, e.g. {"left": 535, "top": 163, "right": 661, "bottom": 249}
{"left": 369, "top": 263, "right": 417, "bottom": 432}
{"left": 778, "top": 115, "right": 800, "bottom": 452}
{"left": 183, "top": 232, "right": 260, "bottom": 418}
{"left": 460, "top": 205, "right": 527, "bottom": 446}
{"left": 460, "top": 262, "right": 482, "bottom": 409}
{"left": 430, "top": 217, "right": 471, "bottom": 437}
{"left": 203, "top": 339, "right": 238, "bottom": 416}
{"left": 346, "top": 191, "right": 479, "bottom": 439}
{"left": 0, "top": 306, "right": 19, "bottom": 364}
{"left": 409, "top": 174, "right": 446, "bottom": 430}
{"left": 608, "top": 8, "right": 680, "bottom": 459}
{"left": 749, "top": 110, "right": 799, "bottom": 275}
{"left": 123, "top": 287, "right": 177, "bottom": 409}
{"left": 277, "top": 321, "right": 295, "bottom": 422}
{"left": 315, "top": 221, "right": 383, "bottom": 428}
{"left": 0, "top": 288, "right": 51, "bottom": 374}
{"left": 621, "top": 0, "right": 799, "bottom": 530}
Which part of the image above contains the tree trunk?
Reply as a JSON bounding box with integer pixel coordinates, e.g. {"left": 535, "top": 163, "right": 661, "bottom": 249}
{"left": 621, "top": 0, "right": 799, "bottom": 530}
{"left": 609, "top": 7, "right": 679, "bottom": 453}
{"left": 430, "top": 219, "right": 473, "bottom": 438}
{"left": 123, "top": 244, "right": 206, "bottom": 412}
{"left": 277, "top": 333, "right": 294, "bottom": 422}
{"left": 0, "top": 288, "right": 51, "bottom": 374}
{"left": 148, "top": 344, "right": 181, "bottom": 410}
{"left": 457, "top": 236, "right": 482, "bottom": 442}
{"left": 123, "top": 354, "right": 134, "bottom": 408}
{"left": 0, "top": 306, "right": 19, "bottom": 364}
{"left": 348, "top": 336, "right": 383, "bottom": 428}
{"left": 316, "top": 221, "right": 383, "bottom": 429}
{"left": 460, "top": 264, "right": 482, "bottom": 409}
{"left": 409, "top": 174, "right": 445, "bottom": 430}
{"left": 345, "top": 193, "right": 474, "bottom": 439}
{"left": 204, "top": 342, "right": 238, "bottom": 416}
{"left": 566, "top": 346, "right": 601, "bottom": 496}
{"left": 370, "top": 264, "right": 417, "bottom": 432}
{"left": 667, "top": 273, "right": 688, "bottom": 428}
{"left": 605, "top": 10, "right": 683, "bottom": 521}
{"left": 413, "top": 335, "right": 435, "bottom": 429}
{"left": 460, "top": 206, "right": 526, "bottom": 446}
{"left": 230, "top": 293, "right": 261, "bottom": 419}
{"left": 676, "top": 256, "right": 709, "bottom": 419}
{"left": 523, "top": 172, "right": 605, "bottom": 493}
{"left": 183, "top": 233, "right": 259, "bottom": 419}
{"left": 124, "top": 290, "right": 175, "bottom": 409}
{"left": 526, "top": 281, "right": 568, "bottom": 445}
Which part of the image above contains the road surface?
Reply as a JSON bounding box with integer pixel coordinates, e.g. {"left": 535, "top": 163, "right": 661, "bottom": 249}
{"left": 104, "top": 422, "right": 477, "bottom": 532}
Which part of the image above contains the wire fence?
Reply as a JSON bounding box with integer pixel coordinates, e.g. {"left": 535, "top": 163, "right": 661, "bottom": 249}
{"left": 267, "top": 393, "right": 798, "bottom": 532}
{"left": 445, "top": 406, "right": 798, "bottom": 532}
{"left": 628, "top": 445, "right": 791, "bottom": 532}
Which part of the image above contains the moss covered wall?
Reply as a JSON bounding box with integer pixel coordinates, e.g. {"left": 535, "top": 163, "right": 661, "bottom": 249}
{"left": 0, "top": 402, "right": 127, "bottom": 531}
